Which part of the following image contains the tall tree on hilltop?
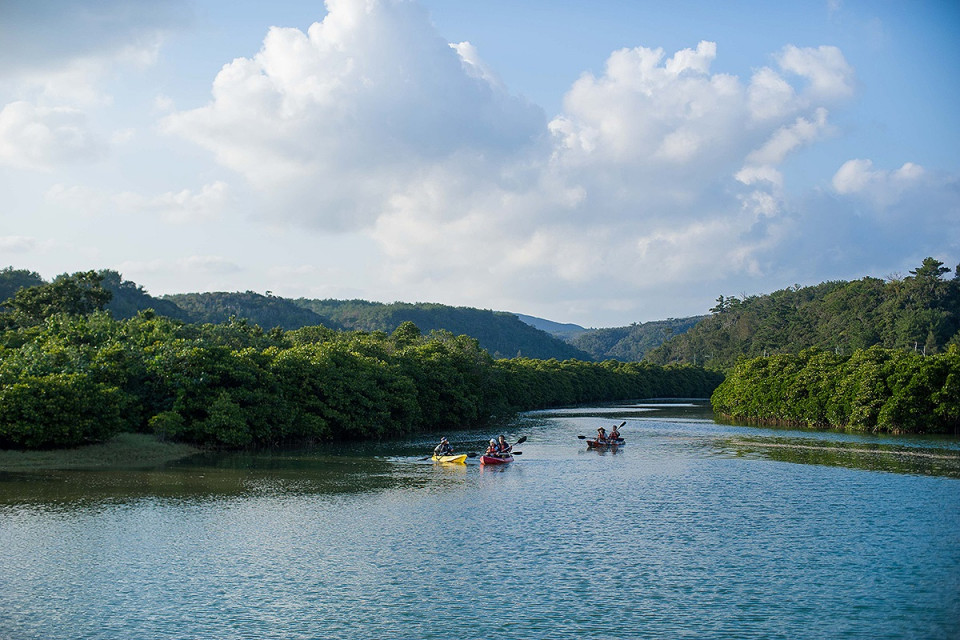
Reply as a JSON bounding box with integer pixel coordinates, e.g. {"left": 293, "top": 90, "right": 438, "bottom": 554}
{"left": 0, "top": 270, "right": 112, "bottom": 328}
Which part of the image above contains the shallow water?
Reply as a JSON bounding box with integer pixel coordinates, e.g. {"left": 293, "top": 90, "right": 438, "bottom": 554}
{"left": 1, "top": 402, "right": 958, "bottom": 639}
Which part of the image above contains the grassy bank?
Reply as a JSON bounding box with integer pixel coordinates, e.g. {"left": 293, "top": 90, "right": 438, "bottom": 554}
{"left": 0, "top": 433, "right": 202, "bottom": 471}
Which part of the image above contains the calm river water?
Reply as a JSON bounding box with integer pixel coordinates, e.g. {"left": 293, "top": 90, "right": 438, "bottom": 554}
{"left": 1, "top": 402, "right": 958, "bottom": 639}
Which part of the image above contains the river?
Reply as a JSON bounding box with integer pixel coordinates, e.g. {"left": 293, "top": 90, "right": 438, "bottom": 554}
{"left": 1, "top": 402, "right": 958, "bottom": 639}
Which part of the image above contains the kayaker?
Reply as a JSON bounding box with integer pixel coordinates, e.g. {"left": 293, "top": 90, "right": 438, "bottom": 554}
{"left": 434, "top": 437, "right": 454, "bottom": 457}
{"left": 609, "top": 424, "right": 621, "bottom": 442}
{"left": 485, "top": 439, "right": 499, "bottom": 456}
{"left": 596, "top": 427, "right": 608, "bottom": 443}
{"left": 496, "top": 435, "right": 512, "bottom": 456}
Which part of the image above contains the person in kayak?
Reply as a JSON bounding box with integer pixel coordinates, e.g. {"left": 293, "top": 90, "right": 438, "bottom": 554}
{"left": 434, "top": 437, "right": 454, "bottom": 457}
{"left": 596, "top": 427, "right": 608, "bottom": 443}
{"left": 485, "top": 439, "right": 500, "bottom": 456}
{"left": 609, "top": 424, "right": 621, "bottom": 442}
{"left": 496, "top": 435, "right": 513, "bottom": 456}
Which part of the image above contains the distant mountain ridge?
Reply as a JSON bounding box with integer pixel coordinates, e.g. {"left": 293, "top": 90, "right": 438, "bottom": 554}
{"left": 568, "top": 316, "right": 707, "bottom": 361}
{"left": 1, "top": 267, "right": 700, "bottom": 362}
{"left": 513, "top": 313, "right": 588, "bottom": 340}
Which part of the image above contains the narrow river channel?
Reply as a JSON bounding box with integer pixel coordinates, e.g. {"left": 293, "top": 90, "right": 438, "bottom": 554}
{"left": 1, "top": 402, "right": 958, "bottom": 639}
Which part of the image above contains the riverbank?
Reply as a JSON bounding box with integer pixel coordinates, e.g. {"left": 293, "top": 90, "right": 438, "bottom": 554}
{"left": 0, "top": 433, "right": 202, "bottom": 471}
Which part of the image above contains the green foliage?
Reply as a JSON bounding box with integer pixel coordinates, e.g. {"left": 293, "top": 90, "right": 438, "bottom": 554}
{"left": 0, "top": 300, "right": 724, "bottom": 449}
{"left": 712, "top": 345, "right": 960, "bottom": 434}
{"left": 97, "top": 270, "right": 191, "bottom": 321}
{"left": 164, "top": 291, "right": 340, "bottom": 330}
{"left": 0, "top": 267, "right": 44, "bottom": 302}
{"left": 1, "top": 270, "right": 112, "bottom": 328}
{"left": 0, "top": 373, "right": 125, "bottom": 448}
{"left": 493, "top": 357, "right": 723, "bottom": 411}
{"left": 649, "top": 257, "right": 960, "bottom": 370}
{"left": 296, "top": 299, "right": 592, "bottom": 360}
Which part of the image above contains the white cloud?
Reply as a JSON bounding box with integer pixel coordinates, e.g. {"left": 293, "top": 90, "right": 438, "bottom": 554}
{"left": 0, "top": 1, "right": 188, "bottom": 172}
{"left": 46, "top": 181, "right": 230, "bottom": 223}
{"left": 0, "top": 236, "right": 38, "bottom": 252}
{"left": 164, "top": 0, "right": 544, "bottom": 230}
{"left": 776, "top": 45, "right": 855, "bottom": 102}
{"left": 0, "top": 101, "right": 107, "bottom": 170}
{"left": 747, "top": 67, "right": 796, "bottom": 121}
{"left": 127, "top": 182, "right": 230, "bottom": 224}
{"left": 550, "top": 41, "right": 745, "bottom": 169}
{"left": 115, "top": 256, "right": 242, "bottom": 283}
{"left": 0, "top": 0, "right": 187, "bottom": 81}
{"left": 746, "top": 108, "right": 831, "bottom": 166}
{"left": 160, "top": 0, "right": 956, "bottom": 323}
{"left": 832, "top": 158, "right": 927, "bottom": 207}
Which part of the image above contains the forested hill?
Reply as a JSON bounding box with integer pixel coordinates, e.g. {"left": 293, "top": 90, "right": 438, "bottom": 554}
{"left": 570, "top": 316, "right": 706, "bottom": 361}
{"left": 1, "top": 269, "right": 594, "bottom": 360}
{"left": 163, "top": 291, "right": 343, "bottom": 330}
{"left": 646, "top": 257, "right": 960, "bottom": 371}
{"left": 99, "top": 271, "right": 192, "bottom": 321}
{"left": 0, "top": 268, "right": 44, "bottom": 302}
{"left": 296, "top": 299, "right": 592, "bottom": 360}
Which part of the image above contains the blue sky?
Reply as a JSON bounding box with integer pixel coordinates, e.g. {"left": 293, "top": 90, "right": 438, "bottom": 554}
{"left": 1, "top": 0, "right": 957, "bottom": 327}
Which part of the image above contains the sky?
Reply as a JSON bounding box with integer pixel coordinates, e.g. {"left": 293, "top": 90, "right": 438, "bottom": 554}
{"left": 1, "top": 0, "right": 958, "bottom": 328}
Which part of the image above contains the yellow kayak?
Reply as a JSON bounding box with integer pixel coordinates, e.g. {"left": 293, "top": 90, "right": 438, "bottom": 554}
{"left": 432, "top": 454, "right": 468, "bottom": 464}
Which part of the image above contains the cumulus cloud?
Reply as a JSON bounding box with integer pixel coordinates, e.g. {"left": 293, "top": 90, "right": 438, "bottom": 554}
{"left": 163, "top": 0, "right": 957, "bottom": 322}
{"left": 549, "top": 41, "right": 747, "bottom": 171}
{"left": 164, "top": 0, "right": 544, "bottom": 230}
{"left": 776, "top": 45, "right": 855, "bottom": 102}
{"left": 832, "top": 158, "right": 924, "bottom": 203}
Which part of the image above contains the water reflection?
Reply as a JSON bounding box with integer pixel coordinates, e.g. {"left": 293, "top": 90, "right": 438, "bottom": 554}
{"left": 719, "top": 436, "right": 960, "bottom": 478}
{"left": 0, "top": 453, "right": 410, "bottom": 508}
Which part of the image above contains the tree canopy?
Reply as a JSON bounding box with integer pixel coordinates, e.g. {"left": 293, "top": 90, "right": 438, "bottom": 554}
{"left": 0, "top": 277, "right": 721, "bottom": 449}
{"left": 647, "top": 257, "right": 960, "bottom": 370}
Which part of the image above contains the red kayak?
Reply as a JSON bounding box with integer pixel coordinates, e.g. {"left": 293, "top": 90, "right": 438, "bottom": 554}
{"left": 586, "top": 439, "right": 625, "bottom": 448}
{"left": 480, "top": 454, "right": 514, "bottom": 465}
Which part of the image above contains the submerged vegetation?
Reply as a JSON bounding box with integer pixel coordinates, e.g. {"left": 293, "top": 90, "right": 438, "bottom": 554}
{"left": 0, "top": 271, "right": 721, "bottom": 450}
